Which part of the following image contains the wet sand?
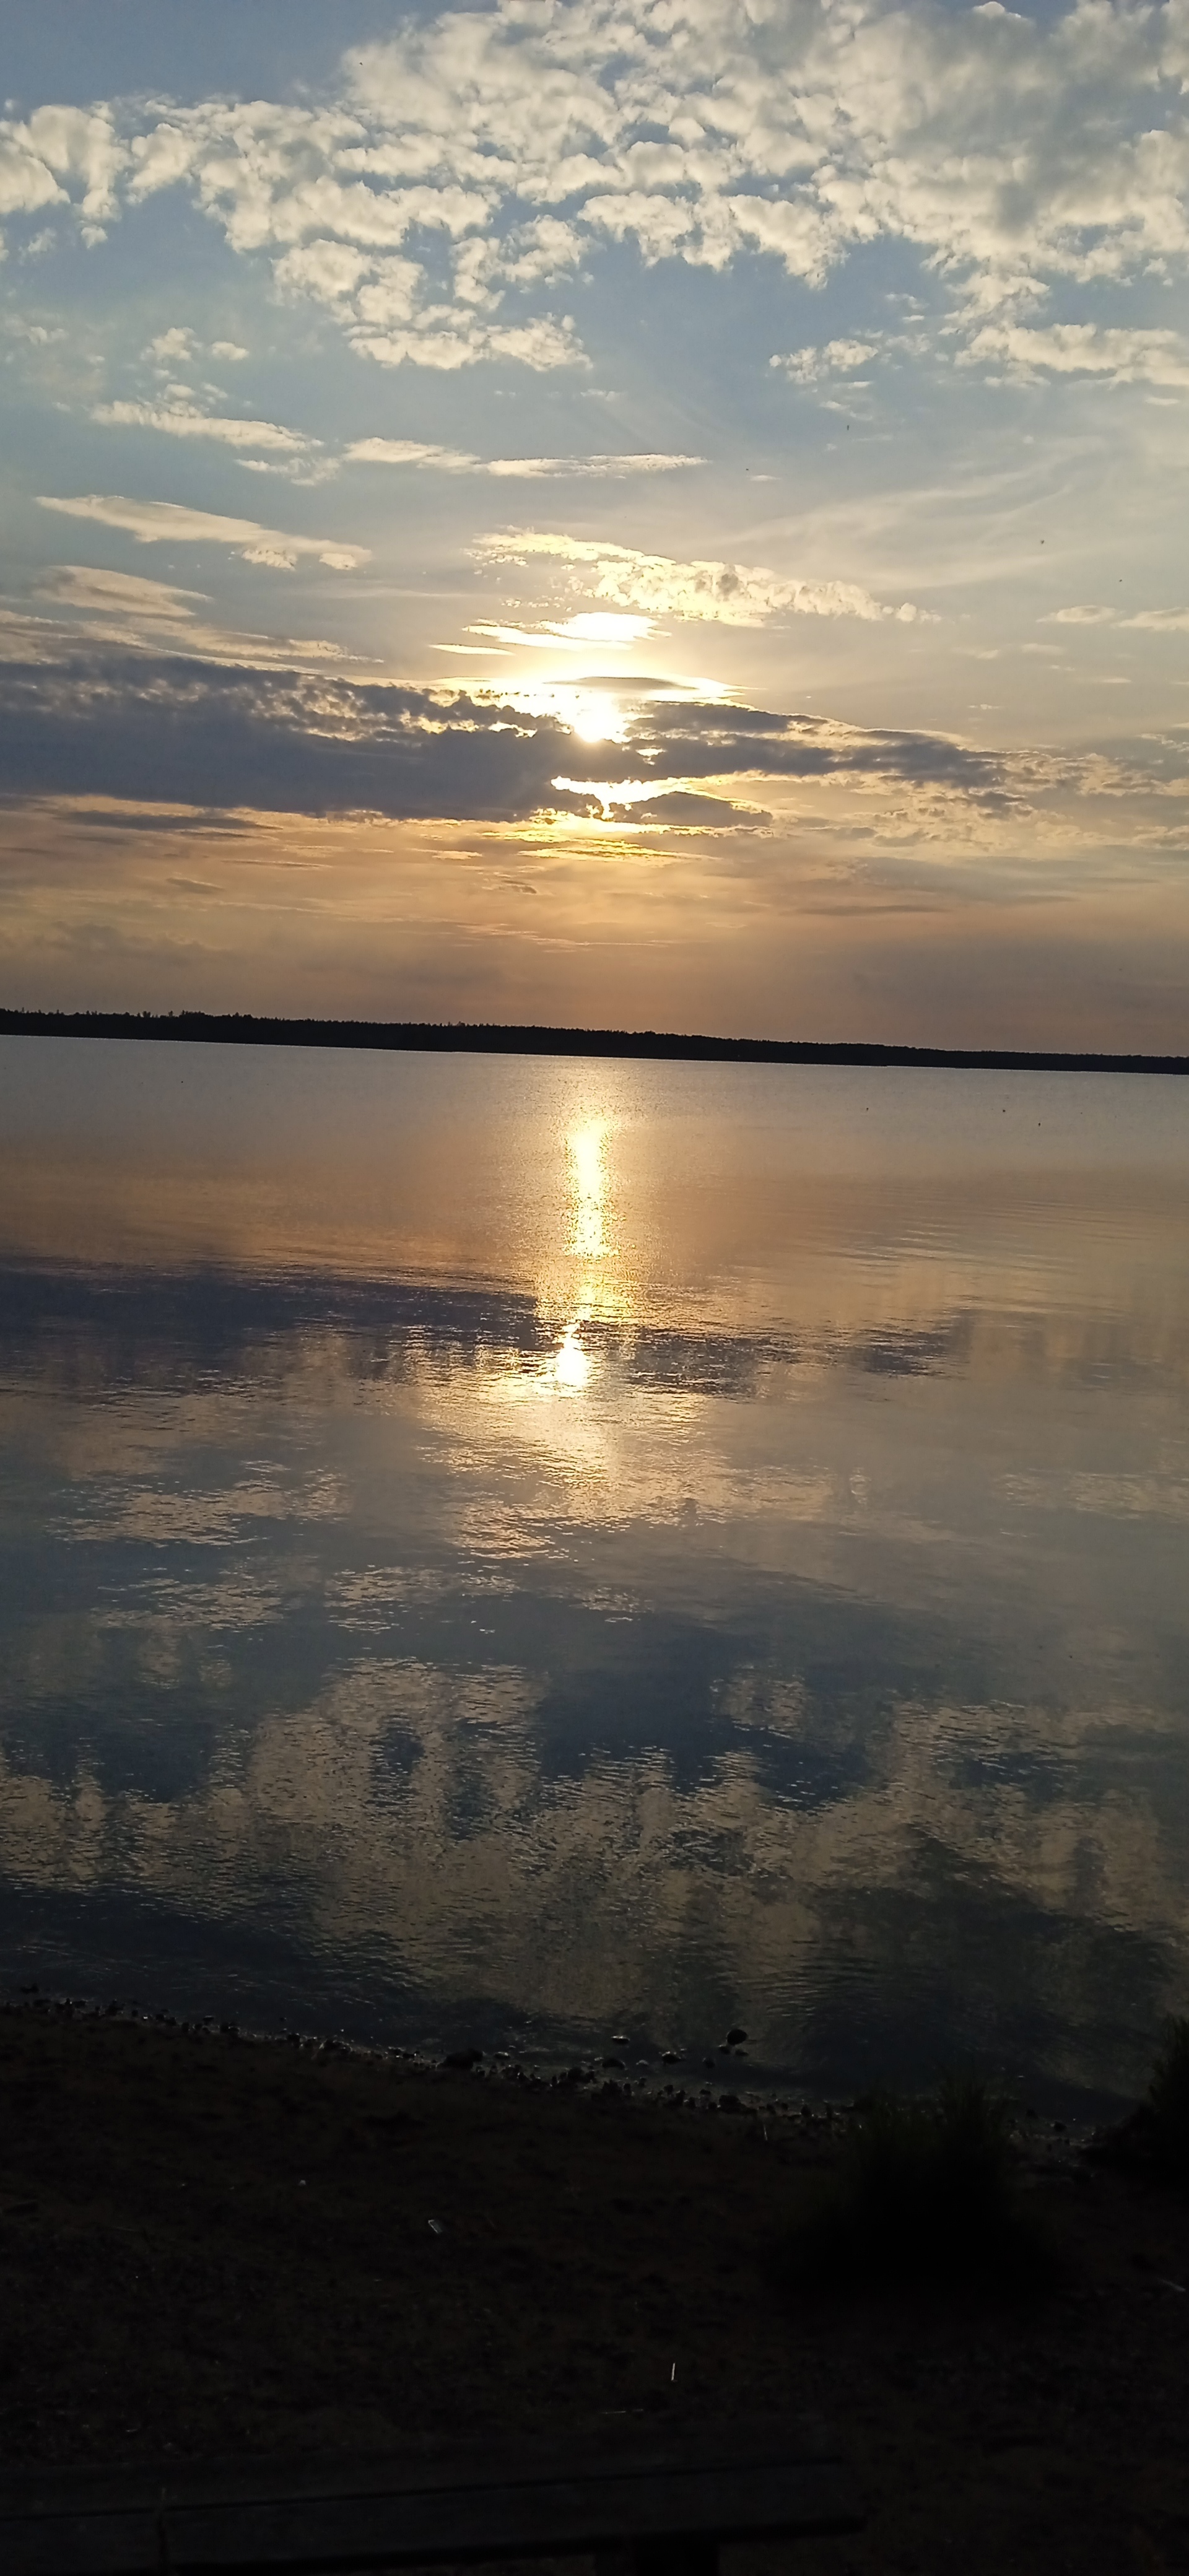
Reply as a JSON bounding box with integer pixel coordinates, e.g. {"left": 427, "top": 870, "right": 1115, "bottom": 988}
{"left": 2, "top": 2000, "right": 1188, "bottom": 2574}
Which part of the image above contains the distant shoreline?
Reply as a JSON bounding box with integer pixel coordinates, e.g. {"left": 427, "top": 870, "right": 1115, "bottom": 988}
{"left": 1, "top": 1006, "right": 1186, "bottom": 1075}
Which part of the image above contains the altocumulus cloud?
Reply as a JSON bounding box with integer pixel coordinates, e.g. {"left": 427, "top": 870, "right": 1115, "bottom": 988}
{"left": 3, "top": 0, "right": 1189, "bottom": 371}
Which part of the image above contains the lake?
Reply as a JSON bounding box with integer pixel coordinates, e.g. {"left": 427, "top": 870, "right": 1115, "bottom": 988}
{"left": 1, "top": 1037, "right": 1187, "bottom": 2115}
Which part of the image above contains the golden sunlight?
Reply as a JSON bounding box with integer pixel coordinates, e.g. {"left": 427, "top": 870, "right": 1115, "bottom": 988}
{"left": 568, "top": 1116, "right": 610, "bottom": 1260}
{"left": 551, "top": 1320, "right": 593, "bottom": 1390}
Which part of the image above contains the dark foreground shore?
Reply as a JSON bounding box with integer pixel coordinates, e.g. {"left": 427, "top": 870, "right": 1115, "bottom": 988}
{"left": 2, "top": 2001, "right": 1188, "bottom": 2575}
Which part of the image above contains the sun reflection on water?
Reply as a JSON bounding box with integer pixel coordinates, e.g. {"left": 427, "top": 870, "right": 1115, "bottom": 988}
{"left": 551, "top": 1321, "right": 592, "bottom": 1391}
{"left": 567, "top": 1118, "right": 611, "bottom": 1261}
{"left": 486, "top": 1096, "right": 640, "bottom": 1413}
{"left": 534, "top": 1112, "right": 632, "bottom": 1399}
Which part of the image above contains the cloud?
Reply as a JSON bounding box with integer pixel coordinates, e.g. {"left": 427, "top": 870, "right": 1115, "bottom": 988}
{"left": 338, "top": 0, "right": 1189, "bottom": 321}
{"left": 486, "top": 452, "right": 703, "bottom": 479}
{"left": 2, "top": 314, "right": 66, "bottom": 347}
{"left": 23, "top": 106, "right": 126, "bottom": 228}
{"left": 0, "top": 129, "right": 66, "bottom": 221}
{"left": 0, "top": 636, "right": 1027, "bottom": 827}
{"left": 0, "top": 106, "right": 124, "bottom": 240}
{"left": 143, "top": 326, "right": 249, "bottom": 368}
{"left": 346, "top": 439, "right": 703, "bottom": 476}
{"left": 0, "top": 655, "right": 578, "bottom": 821}
{"left": 346, "top": 437, "right": 477, "bottom": 470}
{"left": 619, "top": 700, "right": 1008, "bottom": 796}
{"left": 145, "top": 326, "right": 196, "bottom": 365}
{"left": 35, "top": 493, "right": 368, "bottom": 572}
{"left": 474, "top": 533, "right": 927, "bottom": 625}
{"left": 1122, "top": 607, "right": 1189, "bottom": 632}
{"left": 11, "top": 0, "right": 1189, "bottom": 368}
{"left": 6, "top": 631, "right": 1189, "bottom": 900}
{"left": 346, "top": 315, "right": 586, "bottom": 372}
{"left": 553, "top": 782, "right": 772, "bottom": 826}
{"left": 38, "top": 565, "right": 208, "bottom": 624}
{"left": 960, "top": 323, "right": 1189, "bottom": 386}
{"left": 469, "top": 612, "right": 655, "bottom": 650}
{"left": 772, "top": 340, "right": 881, "bottom": 385}
{"left": 8, "top": 564, "right": 349, "bottom": 670}
{"left": 1039, "top": 601, "right": 1189, "bottom": 635}
{"left": 92, "top": 399, "right": 314, "bottom": 454}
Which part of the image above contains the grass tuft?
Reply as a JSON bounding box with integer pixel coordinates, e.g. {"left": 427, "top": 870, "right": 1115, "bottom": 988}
{"left": 779, "top": 2076, "right": 1054, "bottom": 2295}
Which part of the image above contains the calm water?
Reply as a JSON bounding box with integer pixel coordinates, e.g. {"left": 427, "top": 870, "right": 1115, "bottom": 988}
{"left": 2, "top": 1038, "right": 1188, "bottom": 2113}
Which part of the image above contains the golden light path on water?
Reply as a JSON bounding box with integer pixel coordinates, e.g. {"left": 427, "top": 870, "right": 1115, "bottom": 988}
{"left": 1, "top": 1041, "right": 1188, "bottom": 2113}
{"left": 553, "top": 1116, "right": 613, "bottom": 1391}
{"left": 498, "top": 1107, "right": 627, "bottom": 1422}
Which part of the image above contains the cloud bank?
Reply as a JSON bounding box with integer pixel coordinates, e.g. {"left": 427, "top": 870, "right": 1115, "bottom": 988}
{"left": 0, "top": 632, "right": 1159, "bottom": 832}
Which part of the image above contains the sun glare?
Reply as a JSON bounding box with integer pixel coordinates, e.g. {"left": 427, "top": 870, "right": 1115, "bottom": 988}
{"left": 552, "top": 1321, "right": 592, "bottom": 1390}
{"left": 568, "top": 1116, "right": 610, "bottom": 1259}
{"left": 570, "top": 695, "right": 623, "bottom": 744}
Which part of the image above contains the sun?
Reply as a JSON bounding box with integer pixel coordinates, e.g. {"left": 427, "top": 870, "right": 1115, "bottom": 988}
{"left": 570, "top": 695, "right": 622, "bottom": 744}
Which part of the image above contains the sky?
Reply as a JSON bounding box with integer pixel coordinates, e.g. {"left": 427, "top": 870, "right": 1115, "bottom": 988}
{"left": 1, "top": 0, "right": 1188, "bottom": 1045}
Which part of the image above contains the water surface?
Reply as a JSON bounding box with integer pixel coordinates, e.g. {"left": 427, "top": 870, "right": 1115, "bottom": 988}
{"left": 2, "top": 1038, "right": 1187, "bottom": 2112}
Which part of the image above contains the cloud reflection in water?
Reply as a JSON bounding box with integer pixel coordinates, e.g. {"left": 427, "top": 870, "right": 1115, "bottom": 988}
{"left": 0, "top": 1042, "right": 1187, "bottom": 2112}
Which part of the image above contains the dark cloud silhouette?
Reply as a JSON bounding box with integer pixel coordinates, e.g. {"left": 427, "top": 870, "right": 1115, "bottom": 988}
{"left": 0, "top": 654, "right": 573, "bottom": 821}
{"left": 608, "top": 791, "right": 771, "bottom": 826}
{"left": 0, "top": 647, "right": 1014, "bottom": 824}
{"left": 629, "top": 702, "right": 1008, "bottom": 794}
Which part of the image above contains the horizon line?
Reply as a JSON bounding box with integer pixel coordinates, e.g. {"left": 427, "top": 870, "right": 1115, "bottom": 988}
{"left": 1, "top": 1007, "right": 1186, "bottom": 1075}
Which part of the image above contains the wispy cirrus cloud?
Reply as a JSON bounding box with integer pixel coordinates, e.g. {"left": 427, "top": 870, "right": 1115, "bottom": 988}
{"left": 1123, "top": 607, "right": 1189, "bottom": 633}
{"left": 346, "top": 438, "right": 477, "bottom": 471}
{"left": 346, "top": 439, "right": 703, "bottom": 476}
{"left": 474, "top": 533, "right": 929, "bottom": 626}
{"left": 92, "top": 398, "right": 315, "bottom": 455}
{"left": 483, "top": 454, "right": 702, "bottom": 480}
{"left": 1041, "top": 603, "right": 1189, "bottom": 632}
{"left": 468, "top": 612, "right": 656, "bottom": 651}
{"left": 35, "top": 492, "right": 368, "bottom": 572}
{"left": 0, "top": 565, "right": 350, "bottom": 669}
